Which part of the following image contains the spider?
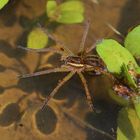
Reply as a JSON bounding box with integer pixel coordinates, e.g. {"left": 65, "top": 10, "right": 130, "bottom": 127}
{"left": 19, "top": 21, "right": 107, "bottom": 110}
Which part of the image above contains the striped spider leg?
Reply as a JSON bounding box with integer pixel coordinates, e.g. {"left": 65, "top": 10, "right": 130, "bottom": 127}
{"left": 19, "top": 21, "right": 107, "bottom": 111}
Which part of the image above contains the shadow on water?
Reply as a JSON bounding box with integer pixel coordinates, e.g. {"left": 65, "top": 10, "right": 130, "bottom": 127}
{"left": 35, "top": 106, "right": 57, "bottom": 134}
{"left": 85, "top": 100, "right": 120, "bottom": 140}
{"left": 0, "top": 103, "right": 21, "bottom": 127}
{"left": 117, "top": 0, "right": 140, "bottom": 35}
{"left": 0, "top": 0, "right": 19, "bottom": 27}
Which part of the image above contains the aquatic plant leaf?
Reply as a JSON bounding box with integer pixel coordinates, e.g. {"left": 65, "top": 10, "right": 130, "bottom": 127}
{"left": 46, "top": 0, "right": 57, "bottom": 18}
{"left": 57, "top": 11, "right": 84, "bottom": 24}
{"left": 136, "top": 67, "right": 140, "bottom": 74}
{"left": 0, "top": 0, "right": 9, "bottom": 10}
{"left": 133, "top": 97, "right": 140, "bottom": 120}
{"left": 46, "top": 0, "right": 84, "bottom": 24}
{"left": 96, "top": 39, "right": 138, "bottom": 74}
{"left": 121, "top": 63, "right": 137, "bottom": 88}
{"left": 59, "top": 1, "right": 84, "bottom": 13}
{"left": 134, "top": 103, "right": 140, "bottom": 120}
{"left": 125, "top": 25, "right": 140, "bottom": 57}
{"left": 27, "top": 28, "right": 48, "bottom": 49}
{"left": 117, "top": 107, "right": 140, "bottom": 140}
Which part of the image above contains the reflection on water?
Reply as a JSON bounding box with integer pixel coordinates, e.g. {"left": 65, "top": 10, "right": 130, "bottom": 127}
{"left": 0, "top": 0, "right": 140, "bottom": 140}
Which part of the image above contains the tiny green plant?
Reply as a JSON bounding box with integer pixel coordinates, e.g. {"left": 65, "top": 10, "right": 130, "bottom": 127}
{"left": 46, "top": 0, "right": 85, "bottom": 24}
{"left": 96, "top": 27, "right": 140, "bottom": 94}
{"left": 125, "top": 25, "right": 140, "bottom": 58}
{"left": 19, "top": 0, "right": 85, "bottom": 54}
{"left": 96, "top": 39, "right": 138, "bottom": 74}
{"left": 21, "top": 0, "right": 85, "bottom": 52}
{"left": 96, "top": 24, "right": 140, "bottom": 140}
{"left": 27, "top": 28, "right": 48, "bottom": 49}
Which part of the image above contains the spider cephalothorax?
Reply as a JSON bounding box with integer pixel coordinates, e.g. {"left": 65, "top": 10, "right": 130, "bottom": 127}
{"left": 64, "top": 55, "right": 106, "bottom": 73}
{"left": 19, "top": 21, "right": 107, "bottom": 110}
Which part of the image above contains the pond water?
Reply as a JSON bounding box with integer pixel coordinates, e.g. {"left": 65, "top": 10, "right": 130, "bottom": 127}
{"left": 0, "top": 0, "right": 140, "bottom": 140}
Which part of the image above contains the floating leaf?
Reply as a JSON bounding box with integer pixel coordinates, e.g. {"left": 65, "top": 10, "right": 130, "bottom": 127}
{"left": 46, "top": 0, "right": 84, "bottom": 24}
{"left": 136, "top": 67, "right": 140, "bottom": 74}
{"left": 133, "top": 97, "right": 140, "bottom": 120}
{"left": 125, "top": 25, "right": 140, "bottom": 57}
{"left": 27, "top": 28, "right": 48, "bottom": 49}
{"left": 59, "top": 1, "right": 84, "bottom": 13}
{"left": 46, "top": 0, "right": 57, "bottom": 18}
{"left": 117, "top": 107, "right": 140, "bottom": 140}
{"left": 96, "top": 39, "right": 138, "bottom": 74}
{"left": 134, "top": 103, "right": 140, "bottom": 120}
{"left": 0, "top": 0, "right": 9, "bottom": 10}
{"left": 57, "top": 11, "right": 84, "bottom": 24}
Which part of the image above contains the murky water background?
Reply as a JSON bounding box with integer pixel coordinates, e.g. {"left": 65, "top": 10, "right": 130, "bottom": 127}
{"left": 0, "top": 0, "right": 140, "bottom": 140}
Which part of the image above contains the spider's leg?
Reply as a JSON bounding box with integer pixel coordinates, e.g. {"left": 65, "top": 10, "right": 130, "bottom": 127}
{"left": 85, "top": 39, "right": 103, "bottom": 54}
{"left": 17, "top": 45, "right": 64, "bottom": 54}
{"left": 106, "top": 22, "right": 124, "bottom": 38}
{"left": 78, "top": 72, "right": 94, "bottom": 110}
{"left": 38, "top": 24, "right": 74, "bottom": 56}
{"left": 78, "top": 20, "right": 90, "bottom": 54}
{"left": 85, "top": 68, "right": 115, "bottom": 80}
{"left": 19, "top": 67, "right": 70, "bottom": 78}
{"left": 42, "top": 72, "right": 75, "bottom": 109}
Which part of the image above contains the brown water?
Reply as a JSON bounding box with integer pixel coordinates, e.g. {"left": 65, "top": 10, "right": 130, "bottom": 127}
{"left": 0, "top": 0, "right": 140, "bottom": 140}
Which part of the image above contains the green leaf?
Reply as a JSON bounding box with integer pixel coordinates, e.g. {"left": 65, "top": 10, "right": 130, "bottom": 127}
{"left": 136, "top": 67, "right": 140, "bottom": 74}
{"left": 134, "top": 103, "right": 140, "bottom": 120}
{"left": 117, "top": 107, "right": 140, "bottom": 140}
{"left": 133, "top": 97, "right": 140, "bottom": 119}
{"left": 125, "top": 25, "right": 140, "bottom": 57}
{"left": 56, "top": 11, "right": 84, "bottom": 24}
{"left": 46, "top": 0, "right": 84, "bottom": 24}
{"left": 0, "top": 0, "right": 9, "bottom": 10}
{"left": 121, "top": 63, "right": 137, "bottom": 88}
{"left": 96, "top": 39, "right": 138, "bottom": 74}
{"left": 27, "top": 28, "right": 48, "bottom": 49}
{"left": 59, "top": 1, "right": 84, "bottom": 13}
{"left": 46, "top": 0, "right": 57, "bottom": 18}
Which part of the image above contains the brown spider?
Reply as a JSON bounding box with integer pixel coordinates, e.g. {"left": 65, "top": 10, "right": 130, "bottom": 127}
{"left": 19, "top": 21, "right": 107, "bottom": 110}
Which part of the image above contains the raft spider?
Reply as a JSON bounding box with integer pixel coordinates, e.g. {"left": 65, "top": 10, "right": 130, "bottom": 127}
{"left": 19, "top": 21, "right": 107, "bottom": 110}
